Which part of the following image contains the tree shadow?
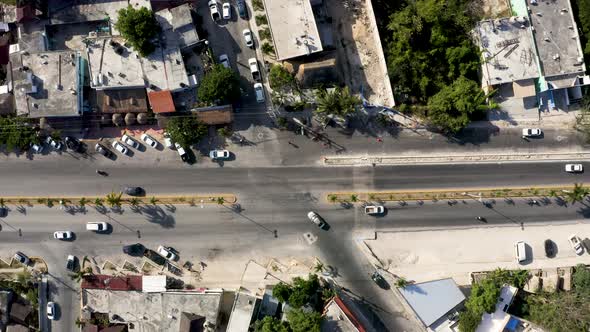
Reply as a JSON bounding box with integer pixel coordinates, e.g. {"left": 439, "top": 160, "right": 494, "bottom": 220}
{"left": 141, "top": 205, "right": 176, "bottom": 228}
{"left": 164, "top": 204, "right": 176, "bottom": 213}
{"left": 94, "top": 205, "right": 108, "bottom": 214}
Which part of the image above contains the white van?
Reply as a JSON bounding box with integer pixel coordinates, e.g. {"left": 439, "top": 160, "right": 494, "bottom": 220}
{"left": 515, "top": 241, "right": 527, "bottom": 263}
{"left": 86, "top": 222, "right": 108, "bottom": 232}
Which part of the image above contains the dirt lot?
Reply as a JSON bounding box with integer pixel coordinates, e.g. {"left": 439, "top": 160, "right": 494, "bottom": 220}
{"left": 469, "top": 0, "right": 512, "bottom": 19}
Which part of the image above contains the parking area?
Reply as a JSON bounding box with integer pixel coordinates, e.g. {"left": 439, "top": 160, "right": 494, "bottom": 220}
{"left": 366, "top": 222, "right": 590, "bottom": 285}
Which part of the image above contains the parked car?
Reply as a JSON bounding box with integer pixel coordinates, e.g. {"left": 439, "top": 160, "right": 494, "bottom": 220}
{"left": 222, "top": 2, "right": 231, "bottom": 19}
{"left": 111, "top": 141, "right": 128, "bottom": 155}
{"left": 122, "top": 134, "right": 140, "bottom": 149}
{"left": 515, "top": 241, "right": 527, "bottom": 263}
{"left": 371, "top": 271, "right": 390, "bottom": 289}
{"left": 157, "top": 245, "right": 178, "bottom": 261}
{"left": 522, "top": 128, "right": 542, "bottom": 137}
{"left": 66, "top": 255, "right": 76, "bottom": 272}
{"left": 568, "top": 234, "right": 584, "bottom": 255}
{"left": 565, "top": 164, "right": 583, "bottom": 173}
{"left": 365, "top": 205, "right": 385, "bottom": 215}
{"left": 86, "top": 222, "right": 108, "bottom": 232}
{"left": 0, "top": 207, "right": 7, "bottom": 218}
{"left": 307, "top": 211, "right": 327, "bottom": 229}
{"left": 248, "top": 58, "right": 260, "bottom": 81}
{"left": 209, "top": 149, "right": 230, "bottom": 160}
{"left": 65, "top": 136, "right": 83, "bottom": 152}
{"left": 140, "top": 133, "right": 159, "bottom": 149}
{"left": 544, "top": 239, "right": 556, "bottom": 258}
{"left": 236, "top": 0, "right": 247, "bottom": 18}
{"left": 243, "top": 29, "right": 254, "bottom": 48}
{"left": 14, "top": 251, "right": 29, "bottom": 266}
{"left": 175, "top": 143, "right": 189, "bottom": 162}
{"left": 254, "top": 83, "right": 265, "bottom": 103}
{"left": 123, "top": 243, "right": 146, "bottom": 256}
{"left": 30, "top": 142, "right": 44, "bottom": 154}
{"left": 47, "top": 302, "right": 56, "bottom": 320}
{"left": 124, "top": 186, "right": 143, "bottom": 196}
{"left": 45, "top": 136, "right": 63, "bottom": 150}
{"left": 95, "top": 143, "right": 113, "bottom": 158}
{"left": 219, "top": 54, "right": 230, "bottom": 69}
{"left": 208, "top": 0, "right": 220, "bottom": 21}
{"left": 53, "top": 231, "right": 73, "bottom": 240}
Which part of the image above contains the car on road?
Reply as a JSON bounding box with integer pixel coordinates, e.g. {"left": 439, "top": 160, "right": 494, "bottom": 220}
{"left": 365, "top": 205, "right": 385, "bottom": 215}
{"left": 140, "top": 133, "right": 159, "bottom": 149}
{"left": 544, "top": 239, "right": 556, "bottom": 258}
{"left": 86, "top": 222, "right": 108, "bottom": 232}
{"left": 236, "top": 0, "right": 247, "bottom": 18}
{"left": 124, "top": 186, "right": 144, "bottom": 196}
{"left": 569, "top": 234, "right": 584, "bottom": 255}
{"left": 254, "top": 83, "right": 265, "bottom": 103}
{"left": 53, "top": 231, "right": 73, "bottom": 240}
{"left": 66, "top": 255, "right": 76, "bottom": 272}
{"left": 0, "top": 207, "right": 7, "bottom": 218}
{"left": 565, "top": 164, "right": 583, "bottom": 173}
{"left": 47, "top": 302, "right": 56, "bottom": 320}
{"left": 14, "top": 251, "right": 29, "bottom": 266}
{"left": 522, "top": 128, "right": 542, "bottom": 137}
{"left": 163, "top": 133, "right": 174, "bottom": 149}
{"left": 243, "top": 29, "right": 254, "bottom": 48}
{"left": 219, "top": 54, "right": 230, "bottom": 69}
{"left": 111, "top": 141, "right": 128, "bottom": 155}
{"left": 208, "top": 0, "right": 220, "bottom": 21}
{"left": 307, "top": 211, "right": 327, "bottom": 229}
{"left": 515, "top": 241, "right": 527, "bottom": 263}
{"left": 209, "top": 149, "right": 230, "bottom": 160}
{"left": 371, "top": 271, "right": 390, "bottom": 289}
{"left": 248, "top": 58, "right": 260, "bottom": 81}
{"left": 45, "top": 136, "right": 63, "bottom": 150}
{"left": 157, "top": 245, "right": 178, "bottom": 261}
{"left": 30, "top": 142, "right": 44, "bottom": 154}
{"left": 65, "top": 136, "right": 83, "bottom": 152}
{"left": 123, "top": 243, "right": 146, "bottom": 256}
{"left": 222, "top": 2, "right": 231, "bottom": 19}
{"left": 95, "top": 143, "right": 113, "bottom": 158}
{"left": 122, "top": 134, "right": 140, "bottom": 149}
{"left": 175, "top": 143, "right": 189, "bottom": 162}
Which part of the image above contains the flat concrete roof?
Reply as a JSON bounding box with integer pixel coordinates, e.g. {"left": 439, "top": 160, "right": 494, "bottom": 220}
{"left": 83, "top": 290, "right": 222, "bottom": 332}
{"left": 475, "top": 285, "right": 517, "bottom": 332}
{"left": 87, "top": 37, "right": 145, "bottom": 89}
{"left": 141, "top": 44, "right": 190, "bottom": 92}
{"left": 156, "top": 4, "right": 199, "bottom": 49}
{"left": 474, "top": 17, "right": 540, "bottom": 86}
{"left": 529, "top": 0, "right": 586, "bottom": 77}
{"left": 263, "top": 0, "right": 323, "bottom": 60}
{"left": 226, "top": 292, "right": 258, "bottom": 332}
{"left": 12, "top": 51, "right": 81, "bottom": 117}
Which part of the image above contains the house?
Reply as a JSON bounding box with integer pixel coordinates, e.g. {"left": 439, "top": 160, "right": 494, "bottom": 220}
{"left": 9, "top": 302, "right": 31, "bottom": 325}
{"left": 475, "top": 285, "right": 528, "bottom": 332}
{"left": 398, "top": 278, "right": 466, "bottom": 332}
{"left": 226, "top": 292, "right": 260, "bottom": 332}
{"left": 155, "top": 4, "right": 199, "bottom": 50}
{"left": 322, "top": 296, "right": 368, "bottom": 332}
{"left": 148, "top": 90, "right": 176, "bottom": 114}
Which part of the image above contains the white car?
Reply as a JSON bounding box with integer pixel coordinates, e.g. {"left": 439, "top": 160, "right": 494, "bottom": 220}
{"left": 14, "top": 251, "right": 30, "bottom": 266}
{"left": 140, "top": 133, "right": 159, "bottom": 149}
{"left": 30, "top": 142, "right": 44, "bottom": 154}
{"left": 209, "top": 149, "right": 230, "bottom": 160}
{"left": 522, "top": 128, "right": 542, "bottom": 137}
{"left": 364, "top": 205, "right": 385, "bottom": 215}
{"left": 307, "top": 211, "right": 327, "bottom": 229}
{"left": 569, "top": 234, "right": 584, "bottom": 255}
{"left": 243, "top": 29, "right": 253, "bottom": 48}
{"left": 157, "top": 245, "right": 177, "bottom": 261}
{"left": 208, "top": 0, "right": 220, "bottom": 21}
{"left": 219, "top": 54, "right": 230, "bottom": 69}
{"left": 53, "top": 231, "right": 73, "bottom": 240}
{"left": 47, "top": 302, "right": 56, "bottom": 320}
{"left": 254, "top": 83, "right": 265, "bottom": 103}
{"left": 66, "top": 255, "right": 75, "bottom": 271}
{"left": 111, "top": 141, "right": 128, "bottom": 155}
{"left": 45, "top": 137, "right": 63, "bottom": 150}
{"left": 222, "top": 2, "right": 231, "bottom": 19}
{"left": 565, "top": 164, "right": 583, "bottom": 173}
{"left": 121, "top": 134, "right": 140, "bottom": 149}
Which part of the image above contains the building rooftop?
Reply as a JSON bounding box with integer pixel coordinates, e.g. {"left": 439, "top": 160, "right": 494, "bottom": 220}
{"left": 142, "top": 41, "right": 191, "bottom": 92}
{"left": 148, "top": 90, "right": 175, "bottom": 113}
{"left": 226, "top": 292, "right": 259, "bottom": 332}
{"left": 398, "top": 278, "right": 466, "bottom": 328}
{"left": 156, "top": 4, "right": 199, "bottom": 49}
{"left": 476, "top": 285, "right": 517, "bottom": 332}
{"left": 83, "top": 290, "right": 222, "bottom": 332}
{"left": 529, "top": 0, "right": 586, "bottom": 78}
{"left": 96, "top": 88, "right": 148, "bottom": 114}
{"left": 263, "top": 0, "right": 323, "bottom": 61}
{"left": 322, "top": 296, "right": 366, "bottom": 332}
{"left": 12, "top": 50, "right": 81, "bottom": 118}
{"left": 87, "top": 37, "right": 146, "bottom": 90}
{"left": 474, "top": 17, "right": 540, "bottom": 86}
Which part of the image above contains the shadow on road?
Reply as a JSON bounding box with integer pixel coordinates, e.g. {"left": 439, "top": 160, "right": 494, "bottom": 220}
{"left": 141, "top": 206, "right": 176, "bottom": 228}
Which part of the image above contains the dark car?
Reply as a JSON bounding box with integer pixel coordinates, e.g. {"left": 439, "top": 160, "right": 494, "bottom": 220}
{"left": 0, "top": 207, "right": 7, "bottom": 218}
{"left": 123, "top": 243, "right": 146, "bottom": 256}
{"left": 236, "top": 0, "right": 247, "bottom": 18}
{"left": 544, "top": 239, "right": 556, "bottom": 258}
{"left": 66, "top": 255, "right": 76, "bottom": 272}
{"left": 371, "top": 271, "right": 390, "bottom": 290}
{"left": 14, "top": 251, "right": 30, "bottom": 266}
{"left": 124, "top": 187, "right": 144, "bottom": 196}
{"left": 95, "top": 143, "right": 113, "bottom": 157}
{"left": 65, "top": 136, "right": 83, "bottom": 152}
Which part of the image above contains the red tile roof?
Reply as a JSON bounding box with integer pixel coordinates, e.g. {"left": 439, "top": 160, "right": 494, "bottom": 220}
{"left": 148, "top": 90, "right": 176, "bottom": 113}
{"left": 334, "top": 296, "right": 366, "bottom": 332}
{"left": 81, "top": 275, "right": 142, "bottom": 291}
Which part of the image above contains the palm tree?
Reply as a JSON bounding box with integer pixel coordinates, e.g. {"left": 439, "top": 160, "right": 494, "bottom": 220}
{"left": 105, "top": 192, "right": 123, "bottom": 208}
{"left": 69, "top": 267, "right": 93, "bottom": 282}
{"left": 0, "top": 198, "right": 5, "bottom": 207}
{"left": 548, "top": 189, "right": 557, "bottom": 197}
{"left": 46, "top": 199, "right": 54, "bottom": 208}
{"left": 149, "top": 196, "right": 159, "bottom": 205}
{"left": 315, "top": 87, "right": 360, "bottom": 117}
{"left": 94, "top": 198, "right": 104, "bottom": 207}
{"left": 565, "top": 183, "right": 589, "bottom": 204}
{"left": 129, "top": 198, "right": 140, "bottom": 208}
{"left": 314, "top": 262, "right": 324, "bottom": 273}
{"left": 328, "top": 194, "right": 338, "bottom": 204}
{"left": 78, "top": 197, "right": 88, "bottom": 208}
{"left": 216, "top": 197, "right": 225, "bottom": 205}
{"left": 395, "top": 277, "right": 409, "bottom": 288}
{"left": 350, "top": 194, "right": 358, "bottom": 203}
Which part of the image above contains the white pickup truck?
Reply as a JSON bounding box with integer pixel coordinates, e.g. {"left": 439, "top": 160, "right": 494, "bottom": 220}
{"left": 248, "top": 58, "right": 261, "bottom": 81}
{"left": 365, "top": 205, "right": 385, "bottom": 215}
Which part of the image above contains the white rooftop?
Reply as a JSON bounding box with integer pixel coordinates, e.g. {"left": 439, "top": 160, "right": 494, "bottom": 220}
{"left": 226, "top": 292, "right": 258, "bottom": 332}
{"left": 263, "top": 0, "right": 323, "bottom": 60}
{"left": 156, "top": 4, "right": 199, "bottom": 49}
{"left": 475, "top": 285, "right": 517, "bottom": 332}
{"left": 87, "top": 37, "right": 145, "bottom": 89}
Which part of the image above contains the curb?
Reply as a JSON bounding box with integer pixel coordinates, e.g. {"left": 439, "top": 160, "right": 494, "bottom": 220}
{"left": 0, "top": 194, "right": 238, "bottom": 206}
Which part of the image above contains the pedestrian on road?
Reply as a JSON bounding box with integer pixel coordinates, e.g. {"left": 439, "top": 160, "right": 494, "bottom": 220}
{"left": 376, "top": 137, "right": 383, "bottom": 143}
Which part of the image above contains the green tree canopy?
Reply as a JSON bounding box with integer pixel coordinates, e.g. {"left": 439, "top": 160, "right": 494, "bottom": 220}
{"left": 269, "top": 65, "right": 296, "bottom": 92}
{"left": 286, "top": 308, "right": 321, "bottom": 332}
{"left": 272, "top": 282, "right": 292, "bottom": 303}
{"left": 573, "top": 264, "right": 590, "bottom": 292}
{"left": 565, "top": 183, "right": 590, "bottom": 205}
{"left": 314, "top": 87, "right": 360, "bottom": 117}
{"left": 253, "top": 316, "right": 289, "bottom": 332}
{"left": 165, "top": 116, "right": 208, "bottom": 147}
{"left": 197, "top": 64, "right": 241, "bottom": 105}
{"left": 426, "top": 76, "right": 489, "bottom": 133}
{"left": 115, "top": 6, "right": 160, "bottom": 56}
{"left": 0, "top": 116, "right": 38, "bottom": 151}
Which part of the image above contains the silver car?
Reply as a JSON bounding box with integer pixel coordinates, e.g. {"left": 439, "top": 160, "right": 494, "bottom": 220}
{"left": 53, "top": 231, "right": 73, "bottom": 240}
{"left": 122, "top": 134, "right": 140, "bottom": 149}
{"left": 111, "top": 141, "right": 128, "bottom": 155}
{"left": 307, "top": 211, "right": 327, "bottom": 229}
